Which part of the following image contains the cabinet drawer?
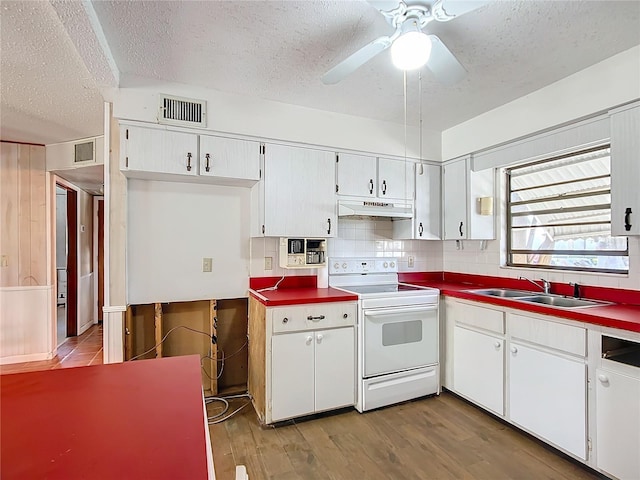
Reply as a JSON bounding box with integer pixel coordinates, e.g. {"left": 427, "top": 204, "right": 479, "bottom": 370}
{"left": 509, "top": 313, "right": 586, "bottom": 357}
{"left": 452, "top": 301, "right": 504, "bottom": 334}
{"left": 271, "top": 302, "right": 356, "bottom": 333}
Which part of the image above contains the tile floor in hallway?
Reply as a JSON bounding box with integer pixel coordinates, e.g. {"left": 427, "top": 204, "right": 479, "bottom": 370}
{"left": 0, "top": 324, "right": 103, "bottom": 375}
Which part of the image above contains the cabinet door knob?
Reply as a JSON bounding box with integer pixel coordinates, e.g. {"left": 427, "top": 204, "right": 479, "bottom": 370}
{"left": 327, "top": 218, "right": 331, "bottom": 235}
{"left": 282, "top": 317, "right": 288, "bottom": 324}
{"left": 369, "top": 179, "right": 374, "bottom": 195}
{"left": 186, "top": 152, "right": 192, "bottom": 172}
{"left": 205, "top": 153, "right": 211, "bottom": 172}
{"left": 381, "top": 180, "right": 387, "bottom": 195}
{"left": 459, "top": 221, "right": 464, "bottom": 237}
{"left": 343, "top": 313, "right": 348, "bottom": 318}
{"left": 418, "top": 222, "right": 424, "bottom": 237}
{"left": 306, "top": 336, "right": 313, "bottom": 345}
{"left": 625, "top": 207, "right": 633, "bottom": 232}
{"left": 494, "top": 341, "right": 501, "bottom": 350}
{"left": 598, "top": 374, "right": 609, "bottom": 384}
{"left": 510, "top": 346, "right": 518, "bottom": 354}
{"left": 316, "top": 333, "right": 323, "bottom": 343}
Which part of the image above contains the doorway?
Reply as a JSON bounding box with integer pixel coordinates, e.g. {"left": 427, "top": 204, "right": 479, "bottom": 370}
{"left": 56, "top": 183, "right": 78, "bottom": 344}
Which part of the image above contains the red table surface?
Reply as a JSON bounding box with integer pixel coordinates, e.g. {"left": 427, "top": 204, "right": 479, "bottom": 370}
{"left": 1, "top": 355, "right": 210, "bottom": 480}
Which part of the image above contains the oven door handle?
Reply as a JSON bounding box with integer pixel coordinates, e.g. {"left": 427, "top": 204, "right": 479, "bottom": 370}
{"left": 364, "top": 305, "right": 438, "bottom": 318}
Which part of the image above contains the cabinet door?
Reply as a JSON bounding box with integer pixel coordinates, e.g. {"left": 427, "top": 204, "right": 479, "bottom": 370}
{"left": 378, "top": 157, "right": 415, "bottom": 201}
{"left": 199, "top": 135, "right": 260, "bottom": 181}
{"left": 443, "top": 158, "right": 468, "bottom": 239}
{"left": 414, "top": 163, "right": 441, "bottom": 239}
{"left": 509, "top": 342, "right": 586, "bottom": 459}
{"left": 263, "top": 144, "right": 336, "bottom": 237}
{"left": 271, "top": 332, "right": 315, "bottom": 421}
{"left": 336, "top": 153, "right": 377, "bottom": 197}
{"left": 610, "top": 104, "right": 640, "bottom": 236}
{"left": 123, "top": 125, "right": 197, "bottom": 176}
{"left": 453, "top": 326, "right": 504, "bottom": 415}
{"left": 596, "top": 368, "right": 640, "bottom": 480}
{"left": 315, "top": 327, "right": 355, "bottom": 412}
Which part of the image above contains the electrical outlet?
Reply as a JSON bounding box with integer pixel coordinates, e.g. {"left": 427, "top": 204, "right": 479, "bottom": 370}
{"left": 408, "top": 255, "right": 415, "bottom": 268}
{"left": 264, "top": 256, "right": 273, "bottom": 270}
{"left": 0, "top": 255, "right": 8, "bottom": 267}
{"left": 202, "top": 257, "right": 213, "bottom": 272}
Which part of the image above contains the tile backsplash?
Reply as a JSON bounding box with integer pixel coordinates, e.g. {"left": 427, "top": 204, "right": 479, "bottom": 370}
{"left": 250, "top": 218, "right": 639, "bottom": 291}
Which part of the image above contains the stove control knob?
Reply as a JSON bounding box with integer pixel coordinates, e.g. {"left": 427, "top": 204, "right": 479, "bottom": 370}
{"left": 383, "top": 262, "right": 388, "bottom": 268}
{"left": 342, "top": 263, "right": 347, "bottom": 269}
{"left": 333, "top": 262, "right": 340, "bottom": 270}
{"left": 390, "top": 261, "right": 395, "bottom": 268}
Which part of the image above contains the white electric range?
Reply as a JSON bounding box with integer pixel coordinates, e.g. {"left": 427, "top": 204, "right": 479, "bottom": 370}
{"left": 329, "top": 258, "right": 440, "bottom": 412}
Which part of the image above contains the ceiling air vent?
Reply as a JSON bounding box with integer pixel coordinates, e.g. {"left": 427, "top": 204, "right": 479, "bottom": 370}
{"left": 158, "top": 94, "right": 207, "bottom": 127}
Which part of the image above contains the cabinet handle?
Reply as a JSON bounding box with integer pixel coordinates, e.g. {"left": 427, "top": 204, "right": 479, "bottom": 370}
{"left": 282, "top": 317, "right": 289, "bottom": 324}
{"left": 316, "top": 333, "right": 323, "bottom": 343}
{"left": 369, "top": 179, "right": 374, "bottom": 194}
{"left": 382, "top": 180, "right": 387, "bottom": 195}
{"left": 625, "top": 207, "right": 633, "bottom": 231}
{"left": 598, "top": 374, "right": 609, "bottom": 384}
{"left": 510, "top": 346, "right": 518, "bottom": 354}
{"left": 186, "top": 152, "right": 192, "bottom": 172}
{"left": 459, "top": 221, "right": 464, "bottom": 237}
{"left": 125, "top": 327, "right": 130, "bottom": 336}
{"left": 418, "top": 222, "right": 424, "bottom": 237}
{"left": 205, "top": 153, "right": 211, "bottom": 172}
{"left": 343, "top": 313, "right": 348, "bottom": 319}
{"left": 327, "top": 218, "right": 331, "bottom": 235}
{"left": 494, "top": 341, "right": 501, "bottom": 350}
{"left": 307, "top": 315, "right": 325, "bottom": 321}
{"left": 306, "top": 336, "right": 313, "bottom": 345}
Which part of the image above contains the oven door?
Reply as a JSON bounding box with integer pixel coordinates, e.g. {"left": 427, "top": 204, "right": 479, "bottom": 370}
{"left": 363, "top": 304, "right": 438, "bottom": 378}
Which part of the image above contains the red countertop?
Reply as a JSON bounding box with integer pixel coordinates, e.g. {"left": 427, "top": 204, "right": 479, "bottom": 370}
{"left": 1, "top": 355, "right": 211, "bottom": 480}
{"left": 249, "top": 273, "right": 640, "bottom": 333}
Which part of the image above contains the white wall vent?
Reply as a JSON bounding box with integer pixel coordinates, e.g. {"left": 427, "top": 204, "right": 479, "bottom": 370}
{"left": 158, "top": 94, "right": 207, "bottom": 127}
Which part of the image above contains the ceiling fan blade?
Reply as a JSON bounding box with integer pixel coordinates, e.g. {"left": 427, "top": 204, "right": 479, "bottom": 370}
{"left": 432, "top": 0, "right": 489, "bottom": 21}
{"left": 425, "top": 34, "right": 466, "bottom": 84}
{"left": 322, "top": 36, "right": 393, "bottom": 85}
{"left": 367, "top": 0, "right": 402, "bottom": 14}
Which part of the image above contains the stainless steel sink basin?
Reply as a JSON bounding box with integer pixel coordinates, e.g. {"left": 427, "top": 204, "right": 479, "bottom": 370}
{"left": 469, "top": 288, "right": 537, "bottom": 298}
{"left": 517, "top": 295, "right": 608, "bottom": 308}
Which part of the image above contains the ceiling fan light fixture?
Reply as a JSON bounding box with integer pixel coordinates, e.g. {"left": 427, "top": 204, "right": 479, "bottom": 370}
{"left": 391, "top": 31, "right": 432, "bottom": 71}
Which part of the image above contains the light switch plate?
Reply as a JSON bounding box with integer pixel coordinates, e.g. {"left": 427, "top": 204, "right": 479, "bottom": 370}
{"left": 408, "top": 256, "right": 415, "bottom": 268}
{"left": 0, "top": 255, "right": 8, "bottom": 267}
{"left": 202, "top": 257, "right": 213, "bottom": 272}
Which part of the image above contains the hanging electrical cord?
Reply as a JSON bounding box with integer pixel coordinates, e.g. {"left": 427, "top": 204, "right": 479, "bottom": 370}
{"left": 205, "top": 393, "right": 252, "bottom": 425}
{"left": 128, "top": 325, "right": 213, "bottom": 361}
{"left": 256, "top": 274, "right": 286, "bottom": 292}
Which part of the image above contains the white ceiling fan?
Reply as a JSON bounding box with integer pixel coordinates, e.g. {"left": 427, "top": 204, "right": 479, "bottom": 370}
{"left": 322, "top": 0, "right": 488, "bottom": 85}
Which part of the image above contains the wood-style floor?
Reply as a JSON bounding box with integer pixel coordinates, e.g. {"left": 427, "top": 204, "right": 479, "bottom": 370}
{"left": 0, "top": 324, "right": 103, "bottom": 375}
{"left": 210, "top": 393, "right": 605, "bottom": 480}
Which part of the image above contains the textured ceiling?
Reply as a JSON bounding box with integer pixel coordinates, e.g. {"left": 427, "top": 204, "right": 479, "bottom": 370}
{"left": 0, "top": 1, "right": 104, "bottom": 145}
{"left": 92, "top": 0, "right": 640, "bottom": 130}
{"left": 1, "top": 0, "right": 639, "bottom": 147}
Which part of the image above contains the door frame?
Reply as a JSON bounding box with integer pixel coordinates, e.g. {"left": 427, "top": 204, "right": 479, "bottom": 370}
{"left": 93, "top": 196, "right": 104, "bottom": 323}
{"left": 55, "top": 178, "right": 79, "bottom": 338}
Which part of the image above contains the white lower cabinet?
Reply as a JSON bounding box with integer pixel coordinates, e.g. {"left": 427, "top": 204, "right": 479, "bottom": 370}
{"left": 596, "top": 368, "right": 640, "bottom": 480}
{"left": 453, "top": 326, "right": 504, "bottom": 415}
{"left": 509, "top": 342, "right": 587, "bottom": 460}
{"left": 271, "top": 326, "right": 355, "bottom": 422}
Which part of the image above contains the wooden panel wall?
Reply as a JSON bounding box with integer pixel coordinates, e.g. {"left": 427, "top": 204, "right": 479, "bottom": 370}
{"left": 0, "top": 142, "right": 47, "bottom": 288}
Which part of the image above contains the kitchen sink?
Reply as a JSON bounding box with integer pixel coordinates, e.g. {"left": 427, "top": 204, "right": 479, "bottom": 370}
{"left": 468, "top": 288, "right": 537, "bottom": 298}
{"left": 517, "top": 295, "right": 609, "bottom": 308}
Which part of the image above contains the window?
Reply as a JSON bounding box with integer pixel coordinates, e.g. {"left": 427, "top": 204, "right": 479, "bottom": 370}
{"left": 506, "top": 145, "right": 629, "bottom": 274}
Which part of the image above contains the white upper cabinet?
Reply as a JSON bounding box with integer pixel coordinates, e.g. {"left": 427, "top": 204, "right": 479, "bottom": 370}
{"left": 393, "top": 163, "right": 441, "bottom": 240}
{"left": 336, "top": 153, "right": 414, "bottom": 202}
{"left": 198, "top": 135, "right": 260, "bottom": 185}
{"left": 443, "top": 156, "right": 494, "bottom": 240}
{"left": 255, "top": 143, "right": 336, "bottom": 238}
{"left": 121, "top": 124, "right": 198, "bottom": 177}
{"left": 336, "top": 153, "right": 377, "bottom": 197}
{"left": 610, "top": 102, "right": 640, "bottom": 236}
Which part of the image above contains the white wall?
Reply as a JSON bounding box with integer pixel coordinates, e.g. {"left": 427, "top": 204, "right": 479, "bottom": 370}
{"left": 127, "top": 179, "right": 251, "bottom": 303}
{"left": 442, "top": 46, "right": 640, "bottom": 160}
{"left": 108, "top": 79, "right": 441, "bottom": 161}
{"left": 249, "top": 218, "right": 443, "bottom": 279}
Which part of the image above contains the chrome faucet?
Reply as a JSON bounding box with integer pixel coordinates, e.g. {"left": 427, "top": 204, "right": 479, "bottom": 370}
{"left": 519, "top": 276, "right": 551, "bottom": 294}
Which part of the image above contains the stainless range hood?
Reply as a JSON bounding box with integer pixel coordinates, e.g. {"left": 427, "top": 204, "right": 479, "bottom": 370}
{"left": 338, "top": 200, "right": 413, "bottom": 219}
